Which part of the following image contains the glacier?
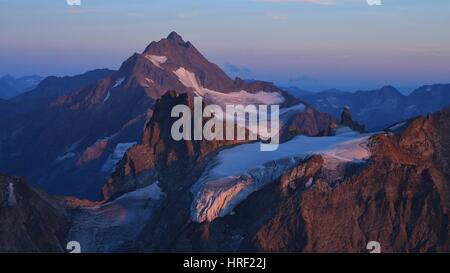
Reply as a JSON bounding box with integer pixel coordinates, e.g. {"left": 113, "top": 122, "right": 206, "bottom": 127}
{"left": 191, "top": 131, "right": 373, "bottom": 223}
{"left": 67, "top": 182, "right": 164, "bottom": 253}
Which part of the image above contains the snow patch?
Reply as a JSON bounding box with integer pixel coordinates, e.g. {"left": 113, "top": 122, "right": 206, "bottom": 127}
{"left": 8, "top": 182, "right": 17, "bottom": 206}
{"left": 114, "top": 182, "right": 164, "bottom": 203}
{"left": 173, "top": 67, "right": 293, "bottom": 138}
{"left": 142, "top": 78, "right": 154, "bottom": 87}
{"left": 305, "top": 177, "right": 314, "bottom": 188}
{"left": 54, "top": 152, "right": 76, "bottom": 163}
{"left": 144, "top": 55, "right": 168, "bottom": 68}
{"left": 173, "top": 67, "right": 285, "bottom": 107}
{"left": 334, "top": 126, "right": 353, "bottom": 135}
{"left": 102, "top": 91, "right": 111, "bottom": 104}
{"left": 113, "top": 77, "right": 125, "bottom": 88}
{"left": 101, "top": 142, "right": 137, "bottom": 173}
{"left": 388, "top": 121, "right": 407, "bottom": 131}
{"left": 191, "top": 131, "right": 373, "bottom": 223}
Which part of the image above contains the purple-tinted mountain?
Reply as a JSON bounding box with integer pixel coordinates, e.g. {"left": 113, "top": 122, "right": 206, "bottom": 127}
{"left": 0, "top": 32, "right": 320, "bottom": 200}
{"left": 0, "top": 75, "right": 43, "bottom": 99}
{"left": 287, "top": 84, "right": 450, "bottom": 131}
{"left": 12, "top": 69, "right": 114, "bottom": 105}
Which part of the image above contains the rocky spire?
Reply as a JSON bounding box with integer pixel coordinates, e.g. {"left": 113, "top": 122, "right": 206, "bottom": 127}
{"left": 340, "top": 106, "right": 365, "bottom": 133}
{"left": 166, "top": 31, "right": 185, "bottom": 43}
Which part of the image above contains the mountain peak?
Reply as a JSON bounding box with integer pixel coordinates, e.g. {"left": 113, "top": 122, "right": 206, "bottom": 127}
{"left": 143, "top": 31, "right": 189, "bottom": 54}
{"left": 380, "top": 85, "right": 402, "bottom": 95}
{"left": 167, "top": 31, "right": 185, "bottom": 43}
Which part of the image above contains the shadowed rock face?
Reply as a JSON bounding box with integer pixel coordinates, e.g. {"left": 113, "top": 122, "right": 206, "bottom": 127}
{"left": 281, "top": 105, "right": 335, "bottom": 141}
{"left": 132, "top": 108, "right": 448, "bottom": 253}
{"left": 0, "top": 174, "right": 68, "bottom": 253}
{"left": 340, "top": 106, "right": 365, "bottom": 133}
{"left": 102, "top": 91, "right": 251, "bottom": 200}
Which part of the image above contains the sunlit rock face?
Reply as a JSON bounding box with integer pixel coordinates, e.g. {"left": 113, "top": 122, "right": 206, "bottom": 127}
{"left": 161, "top": 108, "right": 448, "bottom": 253}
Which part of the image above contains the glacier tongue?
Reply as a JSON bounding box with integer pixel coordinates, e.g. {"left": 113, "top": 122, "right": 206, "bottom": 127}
{"left": 67, "top": 182, "right": 164, "bottom": 253}
{"left": 191, "top": 157, "right": 304, "bottom": 223}
{"left": 191, "top": 132, "right": 373, "bottom": 223}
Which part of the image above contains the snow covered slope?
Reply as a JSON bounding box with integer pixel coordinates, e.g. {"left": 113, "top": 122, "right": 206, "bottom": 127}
{"left": 173, "top": 67, "right": 285, "bottom": 107}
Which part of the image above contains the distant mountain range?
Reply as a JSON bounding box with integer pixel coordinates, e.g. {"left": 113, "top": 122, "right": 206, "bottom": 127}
{"left": 0, "top": 75, "right": 43, "bottom": 99}
{"left": 285, "top": 84, "right": 450, "bottom": 131}
{"left": 12, "top": 69, "right": 114, "bottom": 103}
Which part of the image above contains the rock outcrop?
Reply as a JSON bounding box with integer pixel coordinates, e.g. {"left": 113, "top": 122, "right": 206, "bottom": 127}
{"left": 340, "top": 106, "right": 365, "bottom": 133}
{"left": 0, "top": 174, "right": 68, "bottom": 253}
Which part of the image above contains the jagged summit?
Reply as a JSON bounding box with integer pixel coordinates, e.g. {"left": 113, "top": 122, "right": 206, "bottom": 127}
{"left": 378, "top": 85, "right": 402, "bottom": 95}
{"left": 143, "top": 31, "right": 191, "bottom": 54}
{"left": 340, "top": 106, "right": 365, "bottom": 133}
{"left": 166, "top": 31, "right": 185, "bottom": 43}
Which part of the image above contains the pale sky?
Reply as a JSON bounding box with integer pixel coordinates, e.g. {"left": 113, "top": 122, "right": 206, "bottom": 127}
{"left": 1, "top": 0, "right": 449, "bottom": 92}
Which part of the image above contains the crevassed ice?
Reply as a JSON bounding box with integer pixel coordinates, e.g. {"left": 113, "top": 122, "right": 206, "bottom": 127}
{"left": 144, "top": 55, "right": 168, "bottom": 68}
{"left": 68, "top": 182, "right": 164, "bottom": 253}
{"left": 191, "top": 131, "right": 373, "bottom": 223}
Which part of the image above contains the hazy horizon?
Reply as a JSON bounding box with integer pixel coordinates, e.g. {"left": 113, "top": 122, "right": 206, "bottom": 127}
{"left": 1, "top": 0, "right": 449, "bottom": 92}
